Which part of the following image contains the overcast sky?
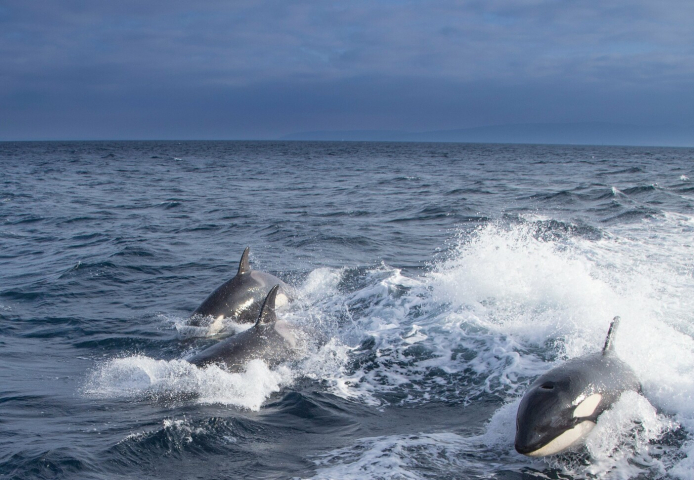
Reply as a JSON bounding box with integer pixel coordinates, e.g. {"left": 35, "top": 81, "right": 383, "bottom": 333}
{"left": 2, "top": 1, "right": 693, "bottom": 140}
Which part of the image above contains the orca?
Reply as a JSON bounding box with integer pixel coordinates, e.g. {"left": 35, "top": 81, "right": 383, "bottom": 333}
{"left": 188, "top": 247, "right": 292, "bottom": 331}
{"left": 514, "top": 317, "right": 641, "bottom": 457}
{"left": 188, "top": 285, "right": 300, "bottom": 370}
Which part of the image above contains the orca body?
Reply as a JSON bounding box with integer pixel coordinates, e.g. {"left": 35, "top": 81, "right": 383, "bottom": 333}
{"left": 514, "top": 317, "right": 641, "bottom": 457}
{"left": 189, "top": 247, "right": 292, "bottom": 329}
{"left": 188, "top": 285, "right": 300, "bottom": 370}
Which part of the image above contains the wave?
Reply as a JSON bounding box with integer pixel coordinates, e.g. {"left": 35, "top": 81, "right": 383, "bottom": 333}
{"left": 0, "top": 448, "right": 96, "bottom": 480}
{"left": 621, "top": 184, "right": 658, "bottom": 195}
{"left": 307, "top": 217, "right": 694, "bottom": 478}
{"left": 84, "top": 357, "right": 293, "bottom": 411}
{"left": 85, "top": 267, "right": 348, "bottom": 410}
{"left": 310, "top": 392, "right": 672, "bottom": 480}
{"left": 81, "top": 213, "right": 694, "bottom": 478}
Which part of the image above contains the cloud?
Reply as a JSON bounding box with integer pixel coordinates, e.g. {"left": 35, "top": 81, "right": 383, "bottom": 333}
{"left": 1, "top": 0, "right": 694, "bottom": 139}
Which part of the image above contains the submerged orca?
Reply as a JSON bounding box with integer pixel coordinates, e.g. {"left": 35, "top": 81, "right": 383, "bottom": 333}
{"left": 188, "top": 247, "right": 292, "bottom": 330}
{"left": 514, "top": 317, "right": 641, "bottom": 457}
{"left": 188, "top": 285, "right": 300, "bottom": 370}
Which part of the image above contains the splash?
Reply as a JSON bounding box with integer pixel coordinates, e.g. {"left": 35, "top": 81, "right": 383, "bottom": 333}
{"left": 311, "top": 432, "right": 475, "bottom": 480}
{"left": 309, "top": 216, "right": 694, "bottom": 478}
{"left": 84, "top": 356, "right": 293, "bottom": 411}
{"left": 85, "top": 214, "right": 694, "bottom": 478}
{"left": 85, "top": 267, "right": 349, "bottom": 411}
{"left": 310, "top": 392, "right": 675, "bottom": 480}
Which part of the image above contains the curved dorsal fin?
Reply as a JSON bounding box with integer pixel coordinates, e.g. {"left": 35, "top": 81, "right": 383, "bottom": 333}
{"left": 602, "top": 316, "right": 621, "bottom": 355}
{"left": 237, "top": 247, "right": 251, "bottom": 275}
{"left": 255, "top": 285, "right": 280, "bottom": 326}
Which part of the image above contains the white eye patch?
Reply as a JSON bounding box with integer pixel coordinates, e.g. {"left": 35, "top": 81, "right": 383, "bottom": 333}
{"left": 573, "top": 393, "right": 602, "bottom": 418}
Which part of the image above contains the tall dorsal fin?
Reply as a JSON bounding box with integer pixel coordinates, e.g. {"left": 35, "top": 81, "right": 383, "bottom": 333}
{"left": 602, "top": 316, "right": 620, "bottom": 355}
{"left": 255, "top": 285, "right": 280, "bottom": 326}
{"left": 237, "top": 247, "right": 251, "bottom": 275}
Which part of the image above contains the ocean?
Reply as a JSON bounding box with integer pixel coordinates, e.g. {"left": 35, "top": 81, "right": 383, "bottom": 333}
{"left": 1, "top": 140, "right": 693, "bottom": 479}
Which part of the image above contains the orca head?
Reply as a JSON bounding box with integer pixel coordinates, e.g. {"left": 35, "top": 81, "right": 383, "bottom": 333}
{"left": 515, "top": 377, "right": 601, "bottom": 457}
{"left": 515, "top": 319, "right": 625, "bottom": 457}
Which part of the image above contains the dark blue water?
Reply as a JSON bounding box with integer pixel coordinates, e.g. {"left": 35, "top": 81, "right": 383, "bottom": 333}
{"left": 2, "top": 141, "right": 694, "bottom": 479}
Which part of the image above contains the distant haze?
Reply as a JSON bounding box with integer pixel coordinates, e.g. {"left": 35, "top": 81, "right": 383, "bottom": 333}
{"left": 282, "top": 123, "right": 694, "bottom": 147}
{"left": 1, "top": 1, "right": 694, "bottom": 145}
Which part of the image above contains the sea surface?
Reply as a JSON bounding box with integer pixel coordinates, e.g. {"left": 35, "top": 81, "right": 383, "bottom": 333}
{"left": 1, "top": 141, "right": 694, "bottom": 479}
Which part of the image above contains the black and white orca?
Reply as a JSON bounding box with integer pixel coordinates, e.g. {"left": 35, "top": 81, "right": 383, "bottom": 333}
{"left": 514, "top": 317, "right": 641, "bottom": 457}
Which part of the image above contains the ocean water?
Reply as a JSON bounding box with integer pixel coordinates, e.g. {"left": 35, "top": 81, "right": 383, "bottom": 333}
{"left": 1, "top": 140, "right": 693, "bottom": 479}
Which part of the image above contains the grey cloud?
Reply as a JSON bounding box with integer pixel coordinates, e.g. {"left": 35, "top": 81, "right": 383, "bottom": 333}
{"left": 1, "top": 1, "right": 694, "bottom": 139}
{"left": 3, "top": 75, "right": 692, "bottom": 140}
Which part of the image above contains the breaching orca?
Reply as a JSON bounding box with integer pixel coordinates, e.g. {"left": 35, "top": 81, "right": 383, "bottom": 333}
{"left": 514, "top": 317, "right": 641, "bottom": 457}
{"left": 188, "top": 285, "right": 300, "bottom": 370}
{"left": 188, "top": 247, "right": 292, "bottom": 330}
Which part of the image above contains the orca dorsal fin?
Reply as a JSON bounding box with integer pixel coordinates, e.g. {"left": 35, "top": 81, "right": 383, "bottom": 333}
{"left": 255, "top": 285, "right": 280, "bottom": 326}
{"left": 237, "top": 247, "right": 251, "bottom": 275}
{"left": 602, "top": 316, "right": 621, "bottom": 355}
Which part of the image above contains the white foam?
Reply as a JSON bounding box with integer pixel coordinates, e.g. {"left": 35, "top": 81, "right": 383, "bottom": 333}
{"left": 84, "top": 356, "right": 293, "bottom": 411}
{"left": 310, "top": 432, "right": 474, "bottom": 480}
{"left": 583, "top": 391, "right": 675, "bottom": 477}
{"left": 309, "top": 217, "right": 694, "bottom": 478}
{"left": 444, "top": 219, "right": 694, "bottom": 477}
{"left": 310, "top": 427, "right": 536, "bottom": 480}
{"left": 429, "top": 223, "right": 623, "bottom": 353}
{"left": 309, "top": 394, "right": 675, "bottom": 480}
{"left": 85, "top": 268, "right": 352, "bottom": 411}
{"left": 300, "top": 267, "right": 344, "bottom": 303}
{"left": 90, "top": 213, "right": 694, "bottom": 477}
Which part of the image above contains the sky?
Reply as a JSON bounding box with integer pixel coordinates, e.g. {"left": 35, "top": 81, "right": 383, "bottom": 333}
{"left": 1, "top": 0, "right": 693, "bottom": 140}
